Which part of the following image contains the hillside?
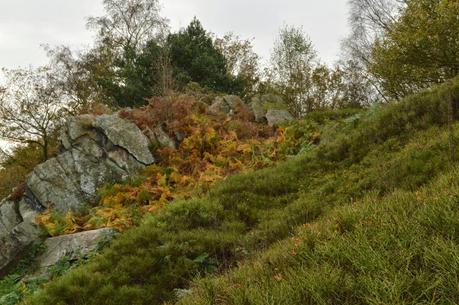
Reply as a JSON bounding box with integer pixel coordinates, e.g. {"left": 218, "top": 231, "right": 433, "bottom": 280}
{"left": 5, "top": 78, "right": 457, "bottom": 304}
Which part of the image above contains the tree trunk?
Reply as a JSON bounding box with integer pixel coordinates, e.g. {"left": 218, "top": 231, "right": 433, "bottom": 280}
{"left": 448, "top": 92, "right": 456, "bottom": 162}
{"left": 42, "top": 136, "right": 49, "bottom": 162}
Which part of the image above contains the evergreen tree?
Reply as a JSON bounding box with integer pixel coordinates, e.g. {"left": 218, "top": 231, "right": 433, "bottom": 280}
{"left": 167, "top": 18, "right": 242, "bottom": 94}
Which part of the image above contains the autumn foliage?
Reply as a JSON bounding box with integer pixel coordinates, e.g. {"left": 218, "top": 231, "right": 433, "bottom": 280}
{"left": 37, "top": 95, "right": 289, "bottom": 236}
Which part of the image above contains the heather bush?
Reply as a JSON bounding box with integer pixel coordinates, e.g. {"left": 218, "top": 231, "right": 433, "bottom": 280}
{"left": 22, "top": 81, "right": 459, "bottom": 305}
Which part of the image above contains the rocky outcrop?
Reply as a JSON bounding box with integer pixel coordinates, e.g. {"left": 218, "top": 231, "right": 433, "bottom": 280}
{"left": 209, "top": 95, "right": 249, "bottom": 115}
{"left": 36, "top": 228, "right": 114, "bottom": 272}
{"left": 0, "top": 198, "right": 42, "bottom": 274}
{"left": 0, "top": 114, "right": 154, "bottom": 274}
{"left": 208, "top": 94, "right": 295, "bottom": 125}
{"left": 0, "top": 95, "right": 294, "bottom": 276}
{"left": 29, "top": 114, "right": 154, "bottom": 213}
{"left": 249, "top": 94, "right": 294, "bottom": 125}
{"left": 266, "top": 109, "right": 295, "bottom": 127}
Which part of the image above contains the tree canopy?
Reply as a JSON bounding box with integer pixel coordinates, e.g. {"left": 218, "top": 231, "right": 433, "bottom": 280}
{"left": 370, "top": 0, "right": 459, "bottom": 98}
{"left": 87, "top": 0, "right": 168, "bottom": 51}
{"left": 0, "top": 67, "right": 67, "bottom": 161}
{"left": 167, "top": 18, "right": 243, "bottom": 94}
{"left": 269, "top": 25, "right": 317, "bottom": 116}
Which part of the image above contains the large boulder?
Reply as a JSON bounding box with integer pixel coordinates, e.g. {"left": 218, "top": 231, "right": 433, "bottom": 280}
{"left": 249, "top": 94, "right": 293, "bottom": 124}
{"left": 0, "top": 199, "right": 42, "bottom": 274}
{"left": 258, "top": 94, "right": 285, "bottom": 105}
{"left": 208, "top": 95, "right": 249, "bottom": 115}
{"left": 265, "top": 109, "right": 295, "bottom": 127}
{"left": 27, "top": 148, "right": 125, "bottom": 213}
{"left": 250, "top": 100, "right": 266, "bottom": 123}
{"left": 28, "top": 114, "right": 154, "bottom": 213}
{"left": 222, "top": 95, "right": 245, "bottom": 109}
{"left": 0, "top": 200, "right": 22, "bottom": 273}
{"left": 0, "top": 200, "right": 20, "bottom": 234}
{"left": 209, "top": 97, "right": 232, "bottom": 115}
{"left": 0, "top": 113, "right": 154, "bottom": 274}
{"left": 36, "top": 228, "right": 114, "bottom": 272}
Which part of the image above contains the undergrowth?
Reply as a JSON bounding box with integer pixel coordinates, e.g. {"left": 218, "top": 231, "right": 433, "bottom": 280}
{"left": 0, "top": 245, "right": 46, "bottom": 305}
{"left": 177, "top": 166, "right": 459, "bottom": 305}
{"left": 36, "top": 95, "right": 339, "bottom": 235}
{"left": 19, "top": 79, "right": 459, "bottom": 305}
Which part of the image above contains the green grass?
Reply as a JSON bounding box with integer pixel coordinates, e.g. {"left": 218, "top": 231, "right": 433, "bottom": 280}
{"left": 19, "top": 78, "right": 459, "bottom": 305}
{"left": 178, "top": 167, "right": 459, "bottom": 304}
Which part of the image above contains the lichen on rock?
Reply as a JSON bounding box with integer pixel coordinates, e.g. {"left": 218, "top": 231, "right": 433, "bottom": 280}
{"left": 0, "top": 113, "right": 155, "bottom": 274}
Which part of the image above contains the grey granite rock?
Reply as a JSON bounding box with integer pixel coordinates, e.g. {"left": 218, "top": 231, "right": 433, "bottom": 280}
{"left": 265, "top": 109, "right": 294, "bottom": 127}
{"left": 36, "top": 228, "right": 114, "bottom": 271}
{"left": 0, "top": 114, "right": 155, "bottom": 274}
{"left": 0, "top": 199, "right": 42, "bottom": 273}
{"left": 93, "top": 114, "right": 155, "bottom": 165}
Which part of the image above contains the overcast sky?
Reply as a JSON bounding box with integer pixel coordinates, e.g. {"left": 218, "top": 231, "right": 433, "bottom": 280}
{"left": 0, "top": 0, "right": 350, "bottom": 150}
{"left": 0, "top": 0, "right": 350, "bottom": 70}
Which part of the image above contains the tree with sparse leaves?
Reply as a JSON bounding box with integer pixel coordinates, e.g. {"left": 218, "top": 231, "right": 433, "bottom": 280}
{"left": 338, "top": 60, "right": 379, "bottom": 107}
{"left": 87, "top": 0, "right": 169, "bottom": 52}
{"left": 0, "top": 67, "right": 67, "bottom": 161}
{"left": 344, "top": 0, "right": 406, "bottom": 67}
{"left": 214, "top": 33, "right": 261, "bottom": 97}
{"left": 342, "top": 0, "right": 407, "bottom": 103}
{"left": 270, "top": 25, "right": 317, "bottom": 116}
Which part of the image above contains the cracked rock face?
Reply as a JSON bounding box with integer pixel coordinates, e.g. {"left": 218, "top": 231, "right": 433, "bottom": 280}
{"left": 0, "top": 199, "right": 42, "bottom": 274}
{"left": 0, "top": 114, "right": 154, "bottom": 274}
{"left": 93, "top": 115, "right": 155, "bottom": 165}
{"left": 209, "top": 95, "right": 249, "bottom": 115}
{"left": 29, "top": 114, "right": 155, "bottom": 213}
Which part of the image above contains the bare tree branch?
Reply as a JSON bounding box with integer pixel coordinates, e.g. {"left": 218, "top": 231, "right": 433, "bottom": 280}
{"left": 0, "top": 67, "right": 68, "bottom": 161}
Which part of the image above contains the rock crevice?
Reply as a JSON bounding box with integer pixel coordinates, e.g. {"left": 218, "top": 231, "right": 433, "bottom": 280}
{"left": 0, "top": 114, "right": 155, "bottom": 274}
{"left": 0, "top": 95, "right": 293, "bottom": 275}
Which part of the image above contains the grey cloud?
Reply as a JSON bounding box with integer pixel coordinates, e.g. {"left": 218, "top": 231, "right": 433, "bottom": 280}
{"left": 0, "top": 0, "right": 349, "bottom": 69}
{"left": 0, "top": 0, "right": 104, "bottom": 68}
{"left": 163, "top": 0, "right": 350, "bottom": 64}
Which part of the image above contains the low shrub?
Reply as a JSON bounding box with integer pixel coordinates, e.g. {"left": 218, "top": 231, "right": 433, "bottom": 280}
{"left": 20, "top": 80, "right": 459, "bottom": 305}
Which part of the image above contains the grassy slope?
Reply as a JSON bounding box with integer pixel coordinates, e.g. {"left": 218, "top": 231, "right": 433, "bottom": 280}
{"left": 178, "top": 166, "right": 459, "bottom": 305}
{"left": 22, "top": 79, "right": 459, "bottom": 305}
